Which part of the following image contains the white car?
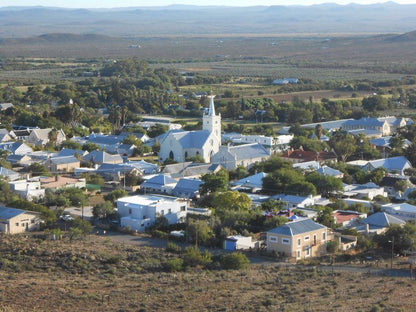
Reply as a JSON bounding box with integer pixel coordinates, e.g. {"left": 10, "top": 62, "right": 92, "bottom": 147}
{"left": 60, "top": 214, "right": 74, "bottom": 222}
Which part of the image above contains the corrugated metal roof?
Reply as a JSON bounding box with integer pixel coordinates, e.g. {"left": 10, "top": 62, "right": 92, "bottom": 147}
{"left": 268, "top": 219, "right": 326, "bottom": 236}
{"left": 360, "top": 212, "right": 405, "bottom": 227}
{"left": 0, "top": 206, "right": 25, "bottom": 219}
{"left": 227, "top": 143, "right": 270, "bottom": 161}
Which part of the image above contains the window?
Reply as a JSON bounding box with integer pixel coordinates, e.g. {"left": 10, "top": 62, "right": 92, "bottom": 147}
{"left": 306, "top": 247, "right": 310, "bottom": 257}
{"left": 15, "top": 223, "right": 19, "bottom": 226}
{"left": 313, "top": 234, "right": 317, "bottom": 245}
{"left": 282, "top": 238, "right": 290, "bottom": 245}
{"left": 297, "top": 250, "right": 301, "bottom": 259}
{"left": 304, "top": 236, "right": 310, "bottom": 241}
{"left": 129, "top": 208, "right": 132, "bottom": 215}
{"left": 269, "top": 236, "right": 277, "bottom": 242}
{"left": 322, "top": 232, "right": 326, "bottom": 241}
{"left": 297, "top": 238, "right": 301, "bottom": 246}
{"left": 181, "top": 206, "right": 186, "bottom": 211}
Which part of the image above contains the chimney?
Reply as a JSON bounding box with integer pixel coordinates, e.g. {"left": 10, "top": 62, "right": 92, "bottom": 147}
{"left": 365, "top": 223, "right": 370, "bottom": 236}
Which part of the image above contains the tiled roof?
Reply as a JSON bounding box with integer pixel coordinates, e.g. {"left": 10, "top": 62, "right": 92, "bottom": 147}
{"left": 268, "top": 219, "right": 326, "bottom": 236}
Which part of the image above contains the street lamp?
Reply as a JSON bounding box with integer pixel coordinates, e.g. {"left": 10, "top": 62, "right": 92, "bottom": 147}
{"left": 388, "top": 236, "right": 395, "bottom": 269}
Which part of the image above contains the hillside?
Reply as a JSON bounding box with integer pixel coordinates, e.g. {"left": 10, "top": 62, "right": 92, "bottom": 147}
{"left": 0, "top": 3, "right": 416, "bottom": 38}
{"left": 0, "top": 234, "right": 414, "bottom": 311}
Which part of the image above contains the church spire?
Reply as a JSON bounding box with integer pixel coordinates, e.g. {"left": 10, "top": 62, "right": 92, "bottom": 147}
{"left": 207, "top": 95, "right": 216, "bottom": 116}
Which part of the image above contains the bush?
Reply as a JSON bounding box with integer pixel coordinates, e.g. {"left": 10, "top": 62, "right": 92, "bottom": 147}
{"left": 183, "top": 246, "right": 212, "bottom": 267}
{"left": 166, "top": 242, "right": 182, "bottom": 253}
{"left": 163, "top": 257, "right": 183, "bottom": 272}
{"left": 219, "top": 252, "right": 250, "bottom": 270}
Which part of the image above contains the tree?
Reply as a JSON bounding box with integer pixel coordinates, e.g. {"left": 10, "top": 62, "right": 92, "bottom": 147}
{"left": 82, "top": 142, "right": 100, "bottom": 152}
{"left": 220, "top": 252, "right": 250, "bottom": 270}
{"left": 305, "top": 172, "right": 343, "bottom": 196}
{"left": 147, "top": 124, "right": 168, "bottom": 138}
{"left": 362, "top": 95, "right": 388, "bottom": 111}
{"left": 314, "top": 124, "right": 323, "bottom": 140}
{"left": 374, "top": 223, "right": 416, "bottom": 254}
{"left": 92, "top": 201, "right": 116, "bottom": 219}
{"left": 25, "top": 163, "right": 51, "bottom": 177}
{"left": 329, "top": 131, "right": 356, "bottom": 162}
{"left": 200, "top": 169, "right": 229, "bottom": 195}
{"left": 71, "top": 217, "right": 93, "bottom": 235}
{"left": 211, "top": 191, "right": 252, "bottom": 215}
{"left": 104, "top": 189, "right": 128, "bottom": 204}
{"left": 186, "top": 219, "right": 212, "bottom": 245}
{"left": 60, "top": 140, "right": 83, "bottom": 150}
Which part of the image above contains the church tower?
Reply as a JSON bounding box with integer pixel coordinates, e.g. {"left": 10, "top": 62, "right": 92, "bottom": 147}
{"left": 203, "top": 95, "right": 221, "bottom": 143}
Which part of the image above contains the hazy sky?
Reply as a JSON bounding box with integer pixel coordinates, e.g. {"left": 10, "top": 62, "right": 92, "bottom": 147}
{"left": 2, "top": 1, "right": 416, "bottom": 8}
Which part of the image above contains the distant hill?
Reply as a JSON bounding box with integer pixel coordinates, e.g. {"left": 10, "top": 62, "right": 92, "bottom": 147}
{"left": 386, "top": 30, "right": 416, "bottom": 42}
{"left": 0, "top": 33, "right": 118, "bottom": 45}
{"left": 0, "top": 3, "right": 415, "bottom": 38}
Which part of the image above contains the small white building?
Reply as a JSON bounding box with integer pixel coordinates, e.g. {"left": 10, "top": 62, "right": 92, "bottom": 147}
{"left": 381, "top": 203, "right": 416, "bottom": 222}
{"left": 116, "top": 195, "right": 188, "bottom": 232}
{"left": 9, "top": 179, "right": 45, "bottom": 201}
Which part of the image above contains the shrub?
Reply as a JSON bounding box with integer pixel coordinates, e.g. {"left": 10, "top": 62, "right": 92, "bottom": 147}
{"left": 166, "top": 242, "right": 182, "bottom": 253}
{"left": 219, "top": 252, "right": 250, "bottom": 270}
{"left": 183, "top": 246, "right": 212, "bottom": 267}
{"left": 163, "top": 257, "right": 183, "bottom": 272}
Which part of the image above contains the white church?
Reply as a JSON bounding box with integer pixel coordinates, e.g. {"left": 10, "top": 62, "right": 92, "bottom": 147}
{"left": 159, "top": 95, "right": 221, "bottom": 163}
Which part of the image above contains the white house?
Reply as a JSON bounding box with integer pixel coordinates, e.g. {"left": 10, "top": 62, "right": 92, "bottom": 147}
{"left": 116, "top": 195, "right": 188, "bottom": 232}
{"left": 27, "top": 128, "right": 66, "bottom": 146}
{"left": 159, "top": 95, "right": 221, "bottom": 163}
{"left": 9, "top": 179, "right": 45, "bottom": 201}
{"left": 381, "top": 203, "right": 416, "bottom": 222}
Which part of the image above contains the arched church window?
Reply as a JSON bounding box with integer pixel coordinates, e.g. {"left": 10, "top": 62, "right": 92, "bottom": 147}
{"left": 169, "top": 151, "right": 174, "bottom": 159}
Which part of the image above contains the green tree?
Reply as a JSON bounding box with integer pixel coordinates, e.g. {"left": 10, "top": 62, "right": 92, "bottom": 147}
{"left": 211, "top": 191, "right": 252, "bottom": 215}
{"left": 305, "top": 172, "right": 343, "bottom": 196}
{"left": 92, "top": 201, "right": 116, "bottom": 219}
{"left": 26, "top": 163, "right": 51, "bottom": 177}
{"left": 329, "top": 131, "right": 356, "bottom": 162}
{"left": 220, "top": 252, "right": 250, "bottom": 270}
{"left": 200, "top": 169, "right": 229, "bottom": 195}
{"left": 104, "top": 189, "right": 128, "bottom": 204}
{"left": 186, "top": 219, "right": 212, "bottom": 245}
{"left": 374, "top": 223, "right": 416, "bottom": 254}
{"left": 82, "top": 142, "right": 101, "bottom": 152}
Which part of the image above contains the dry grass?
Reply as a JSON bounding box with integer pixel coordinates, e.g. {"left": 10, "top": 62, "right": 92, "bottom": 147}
{"left": 0, "top": 234, "right": 414, "bottom": 311}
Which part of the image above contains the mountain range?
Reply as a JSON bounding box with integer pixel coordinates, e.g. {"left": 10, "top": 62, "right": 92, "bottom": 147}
{"left": 0, "top": 3, "right": 415, "bottom": 38}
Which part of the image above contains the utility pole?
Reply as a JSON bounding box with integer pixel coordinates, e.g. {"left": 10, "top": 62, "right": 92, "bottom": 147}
{"left": 389, "top": 236, "right": 395, "bottom": 269}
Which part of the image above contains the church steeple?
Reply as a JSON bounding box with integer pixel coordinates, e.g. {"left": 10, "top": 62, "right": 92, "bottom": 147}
{"left": 203, "top": 94, "right": 221, "bottom": 143}
{"left": 208, "top": 95, "right": 216, "bottom": 116}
